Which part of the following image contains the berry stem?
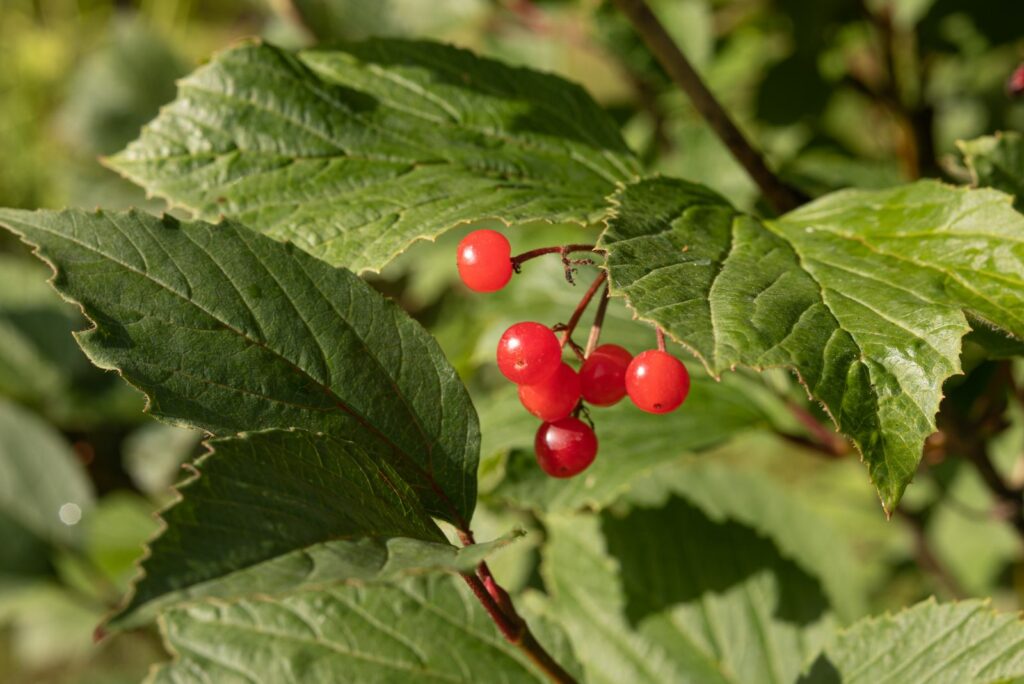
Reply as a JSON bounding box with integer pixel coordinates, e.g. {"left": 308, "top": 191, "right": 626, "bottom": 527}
{"left": 656, "top": 326, "right": 666, "bottom": 352}
{"left": 558, "top": 271, "right": 607, "bottom": 350}
{"left": 458, "top": 531, "right": 578, "bottom": 684}
{"left": 584, "top": 283, "right": 611, "bottom": 358}
{"left": 511, "top": 244, "right": 601, "bottom": 284}
{"left": 511, "top": 244, "right": 597, "bottom": 267}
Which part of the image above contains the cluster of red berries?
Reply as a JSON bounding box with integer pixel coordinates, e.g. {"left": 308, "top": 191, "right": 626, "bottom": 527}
{"left": 457, "top": 229, "right": 690, "bottom": 479}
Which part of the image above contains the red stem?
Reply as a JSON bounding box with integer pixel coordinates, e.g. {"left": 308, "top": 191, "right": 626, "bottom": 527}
{"left": 458, "top": 531, "right": 577, "bottom": 683}
{"left": 787, "top": 400, "right": 850, "bottom": 457}
{"left": 510, "top": 244, "right": 598, "bottom": 269}
{"left": 558, "top": 271, "right": 608, "bottom": 350}
{"left": 656, "top": 327, "right": 666, "bottom": 352}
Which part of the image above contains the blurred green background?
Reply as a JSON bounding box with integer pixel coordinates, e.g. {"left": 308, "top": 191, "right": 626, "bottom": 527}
{"left": 0, "top": 1, "right": 1022, "bottom": 681}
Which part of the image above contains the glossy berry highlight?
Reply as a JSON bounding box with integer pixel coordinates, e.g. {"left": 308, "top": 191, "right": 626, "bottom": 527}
{"left": 456, "top": 229, "right": 513, "bottom": 292}
{"left": 580, "top": 344, "right": 632, "bottom": 406}
{"left": 625, "top": 349, "right": 690, "bottom": 414}
{"left": 519, "top": 362, "right": 581, "bottom": 422}
{"left": 497, "top": 322, "right": 562, "bottom": 385}
{"left": 535, "top": 417, "right": 598, "bottom": 478}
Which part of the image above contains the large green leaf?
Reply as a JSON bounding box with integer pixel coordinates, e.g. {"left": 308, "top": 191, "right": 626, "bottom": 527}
{"left": 149, "top": 575, "right": 574, "bottom": 683}
{"left": 959, "top": 132, "right": 1024, "bottom": 211}
{"left": 0, "top": 398, "right": 94, "bottom": 550}
{"left": 0, "top": 208, "right": 479, "bottom": 525}
{"left": 802, "top": 599, "right": 1024, "bottom": 683}
{"left": 601, "top": 177, "right": 1024, "bottom": 511}
{"left": 106, "top": 39, "right": 640, "bottom": 274}
{"left": 110, "top": 430, "right": 513, "bottom": 630}
{"left": 623, "top": 458, "right": 866, "bottom": 622}
{"left": 542, "top": 500, "right": 838, "bottom": 684}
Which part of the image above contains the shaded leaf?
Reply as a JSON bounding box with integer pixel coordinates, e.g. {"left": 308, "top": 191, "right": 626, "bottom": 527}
{"left": 149, "top": 575, "right": 571, "bottom": 683}
{"left": 109, "top": 430, "right": 513, "bottom": 630}
{"left": 959, "top": 131, "right": 1024, "bottom": 211}
{"left": 0, "top": 255, "right": 143, "bottom": 428}
{"left": 802, "top": 599, "right": 1024, "bottom": 684}
{"left": 601, "top": 177, "right": 1024, "bottom": 510}
{"left": 107, "top": 39, "right": 640, "bottom": 273}
{"left": 0, "top": 398, "right": 94, "bottom": 549}
{"left": 542, "top": 501, "right": 838, "bottom": 684}
{"left": 0, "top": 208, "right": 479, "bottom": 525}
{"left": 284, "top": 0, "right": 486, "bottom": 42}
{"left": 623, "top": 457, "right": 866, "bottom": 622}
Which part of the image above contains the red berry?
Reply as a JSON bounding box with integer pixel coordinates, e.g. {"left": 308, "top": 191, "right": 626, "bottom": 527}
{"left": 519, "top": 362, "right": 581, "bottom": 421}
{"left": 579, "top": 344, "right": 632, "bottom": 406}
{"left": 457, "top": 229, "right": 513, "bottom": 292}
{"left": 625, "top": 349, "right": 690, "bottom": 414}
{"left": 1010, "top": 64, "right": 1024, "bottom": 98}
{"left": 535, "top": 417, "right": 598, "bottom": 478}
{"left": 497, "top": 322, "right": 562, "bottom": 385}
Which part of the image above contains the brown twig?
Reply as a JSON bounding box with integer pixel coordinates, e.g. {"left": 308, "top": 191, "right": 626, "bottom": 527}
{"left": 612, "top": 0, "right": 805, "bottom": 214}
{"left": 655, "top": 326, "right": 666, "bottom": 352}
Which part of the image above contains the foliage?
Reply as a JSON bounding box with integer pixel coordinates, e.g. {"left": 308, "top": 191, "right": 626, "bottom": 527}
{"left": 1, "top": 1, "right": 1024, "bottom": 683}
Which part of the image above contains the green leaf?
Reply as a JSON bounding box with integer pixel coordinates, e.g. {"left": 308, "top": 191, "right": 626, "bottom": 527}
{"left": 601, "top": 177, "right": 1024, "bottom": 511}
{"left": 0, "top": 208, "right": 479, "bottom": 525}
{"left": 483, "top": 372, "right": 773, "bottom": 512}
{"left": 109, "top": 429, "right": 515, "bottom": 630}
{"left": 542, "top": 501, "right": 838, "bottom": 684}
{"left": 803, "top": 599, "right": 1024, "bottom": 684}
{"left": 959, "top": 132, "right": 1024, "bottom": 211}
{"left": 149, "top": 575, "right": 567, "bottom": 683}
{"left": 622, "top": 457, "right": 866, "bottom": 622}
{"left": 0, "top": 398, "right": 94, "bottom": 549}
{"left": 121, "top": 422, "right": 201, "bottom": 496}
{"left": 282, "top": 0, "right": 486, "bottom": 42}
{"left": 0, "top": 255, "right": 143, "bottom": 428}
{"left": 106, "top": 39, "right": 640, "bottom": 274}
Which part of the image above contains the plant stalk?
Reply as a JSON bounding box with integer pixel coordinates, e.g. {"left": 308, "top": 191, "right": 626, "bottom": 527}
{"left": 612, "top": 0, "right": 805, "bottom": 214}
{"left": 458, "top": 533, "right": 577, "bottom": 683}
{"left": 584, "top": 284, "right": 611, "bottom": 357}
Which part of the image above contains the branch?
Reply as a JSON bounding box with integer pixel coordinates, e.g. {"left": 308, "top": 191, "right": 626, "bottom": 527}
{"left": 458, "top": 531, "right": 577, "bottom": 683}
{"left": 612, "top": 0, "right": 805, "bottom": 214}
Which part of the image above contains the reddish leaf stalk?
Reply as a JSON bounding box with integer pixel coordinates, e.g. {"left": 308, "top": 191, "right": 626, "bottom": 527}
{"left": 655, "top": 326, "right": 666, "bottom": 352}
{"left": 458, "top": 532, "right": 577, "bottom": 683}
{"left": 787, "top": 401, "right": 850, "bottom": 457}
